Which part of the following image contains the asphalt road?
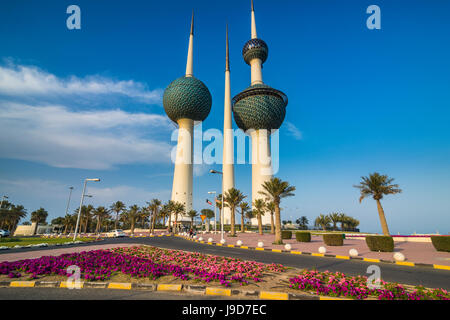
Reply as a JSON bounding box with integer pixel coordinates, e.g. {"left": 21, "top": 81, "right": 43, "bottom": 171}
{"left": 1, "top": 235, "right": 449, "bottom": 290}
{"left": 0, "top": 287, "right": 248, "bottom": 300}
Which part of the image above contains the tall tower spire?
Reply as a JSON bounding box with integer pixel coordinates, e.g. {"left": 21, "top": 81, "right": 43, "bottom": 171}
{"left": 185, "top": 10, "right": 194, "bottom": 77}
{"left": 222, "top": 24, "right": 235, "bottom": 225}
{"left": 251, "top": 0, "right": 257, "bottom": 39}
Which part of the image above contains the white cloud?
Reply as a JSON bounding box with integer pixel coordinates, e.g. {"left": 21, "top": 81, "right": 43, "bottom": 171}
{"left": 0, "top": 63, "right": 163, "bottom": 104}
{"left": 285, "top": 121, "right": 303, "bottom": 140}
{"left": 0, "top": 102, "right": 173, "bottom": 169}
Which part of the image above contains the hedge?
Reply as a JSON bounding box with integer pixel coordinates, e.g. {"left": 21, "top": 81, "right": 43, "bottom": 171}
{"left": 322, "top": 233, "right": 344, "bottom": 246}
{"left": 295, "top": 232, "right": 311, "bottom": 242}
{"left": 431, "top": 236, "right": 450, "bottom": 252}
{"left": 281, "top": 231, "right": 292, "bottom": 239}
{"left": 365, "top": 236, "right": 394, "bottom": 252}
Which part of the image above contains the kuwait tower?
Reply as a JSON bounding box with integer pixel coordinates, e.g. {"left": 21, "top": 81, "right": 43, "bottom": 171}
{"left": 232, "top": 0, "right": 288, "bottom": 225}
{"left": 163, "top": 12, "right": 212, "bottom": 214}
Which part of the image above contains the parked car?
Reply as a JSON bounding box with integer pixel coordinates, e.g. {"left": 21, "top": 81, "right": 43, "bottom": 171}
{"left": 107, "top": 229, "right": 127, "bottom": 238}
{"left": 0, "top": 229, "right": 10, "bottom": 238}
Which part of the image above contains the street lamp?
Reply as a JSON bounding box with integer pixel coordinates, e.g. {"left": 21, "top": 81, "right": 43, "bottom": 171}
{"left": 209, "top": 170, "right": 224, "bottom": 242}
{"left": 64, "top": 187, "right": 74, "bottom": 217}
{"left": 208, "top": 191, "right": 217, "bottom": 233}
{"left": 73, "top": 178, "right": 100, "bottom": 241}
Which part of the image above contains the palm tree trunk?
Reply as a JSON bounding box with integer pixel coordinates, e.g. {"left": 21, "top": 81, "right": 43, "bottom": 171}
{"left": 274, "top": 203, "right": 283, "bottom": 244}
{"left": 257, "top": 214, "right": 263, "bottom": 235}
{"left": 131, "top": 219, "right": 135, "bottom": 235}
{"left": 376, "top": 199, "right": 390, "bottom": 235}
{"left": 241, "top": 213, "right": 245, "bottom": 232}
{"left": 115, "top": 212, "right": 119, "bottom": 230}
{"left": 270, "top": 213, "right": 275, "bottom": 234}
{"left": 230, "top": 208, "right": 235, "bottom": 236}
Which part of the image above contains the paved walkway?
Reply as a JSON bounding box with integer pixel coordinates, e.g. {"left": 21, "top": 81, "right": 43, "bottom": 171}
{"left": 197, "top": 232, "right": 450, "bottom": 266}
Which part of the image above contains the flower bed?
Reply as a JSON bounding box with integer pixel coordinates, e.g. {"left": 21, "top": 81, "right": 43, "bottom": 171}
{"left": 289, "top": 270, "right": 449, "bottom": 300}
{"left": 0, "top": 246, "right": 286, "bottom": 287}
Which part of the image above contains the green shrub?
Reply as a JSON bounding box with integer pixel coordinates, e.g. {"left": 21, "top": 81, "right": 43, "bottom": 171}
{"left": 295, "top": 232, "right": 311, "bottom": 242}
{"left": 0, "top": 237, "right": 17, "bottom": 243}
{"left": 431, "top": 236, "right": 450, "bottom": 252}
{"left": 281, "top": 231, "right": 292, "bottom": 239}
{"left": 323, "top": 233, "right": 344, "bottom": 246}
{"left": 365, "top": 236, "right": 394, "bottom": 252}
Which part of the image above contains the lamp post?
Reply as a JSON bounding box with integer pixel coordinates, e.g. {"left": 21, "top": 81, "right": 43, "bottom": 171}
{"left": 64, "top": 187, "right": 74, "bottom": 217}
{"left": 73, "top": 179, "right": 100, "bottom": 241}
{"left": 210, "top": 170, "right": 224, "bottom": 242}
{"left": 208, "top": 191, "right": 217, "bottom": 233}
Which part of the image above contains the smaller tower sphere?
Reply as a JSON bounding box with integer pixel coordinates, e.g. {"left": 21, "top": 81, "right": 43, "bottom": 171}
{"left": 163, "top": 76, "right": 212, "bottom": 124}
{"left": 242, "top": 38, "right": 268, "bottom": 65}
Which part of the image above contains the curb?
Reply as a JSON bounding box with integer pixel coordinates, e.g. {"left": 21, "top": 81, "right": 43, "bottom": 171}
{"left": 0, "top": 280, "right": 331, "bottom": 300}
{"left": 175, "top": 235, "right": 450, "bottom": 271}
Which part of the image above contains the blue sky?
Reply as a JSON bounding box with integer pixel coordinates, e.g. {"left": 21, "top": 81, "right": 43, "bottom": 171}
{"left": 0, "top": 0, "right": 449, "bottom": 234}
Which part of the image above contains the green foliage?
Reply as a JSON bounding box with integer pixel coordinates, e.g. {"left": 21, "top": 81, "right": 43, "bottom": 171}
{"left": 281, "top": 230, "right": 292, "bottom": 239}
{"left": 323, "top": 233, "right": 344, "bottom": 246}
{"left": 430, "top": 236, "right": 450, "bottom": 252}
{"left": 365, "top": 235, "right": 394, "bottom": 252}
{"left": 295, "top": 232, "right": 311, "bottom": 242}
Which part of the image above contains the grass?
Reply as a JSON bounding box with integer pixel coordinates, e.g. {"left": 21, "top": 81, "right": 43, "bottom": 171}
{"left": 0, "top": 237, "right": 94, "bottom": 248}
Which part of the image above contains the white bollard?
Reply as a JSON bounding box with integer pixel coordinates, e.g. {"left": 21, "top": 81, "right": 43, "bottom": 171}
{"left": 257, "top": 241, "right": 264, "bottom": 248}
{"left": 236, "top": 240, "right": 243, "bottom": 246}
{"left": 318, "top": 246, "right": 327, "bottom": 254}
{"left": 349, "top": 249, "right": 359, "bottom": 257}
{"left": 393, "top": 252, "right": 405, "bottom": 262}
{"left": 208, "top": 238, "right": 213, "bottom": 243}
{"left": 198, "top": 237, "right": 204, "bottom": 241}
{"left": 220, "top": 239, "right": 226, "bottom": 245}
{"left": 284, "top": 244, "right": 292, "bottom": 251}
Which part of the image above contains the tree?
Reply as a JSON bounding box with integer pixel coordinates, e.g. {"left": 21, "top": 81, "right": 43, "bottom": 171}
{"left": 110, "top": 201, "right": 125, "bottom": 230}
{"left": 296, "top": 216, "right": 309, "bottom": 230}
{"left": 200, "top": 209, "right": 214, "bottom": 231}
{"left": 147, "top": 199, "right": 161, "bottom": 234}
{"left": 121, "top": 205, "right": 139, "bottom": 235}
{"left": 238, "top": 202, "right": 249, "bottom": 232}
{"left": 81, "top": 205, "right": 94, "bottom": 233}
{"left": 93, "top": 206, "right": 110, "bottom": 234}
{"left": 0, "top": 202, "right": 27, "bottom": 232}
{"left": 160, "top": 203, "right": 170, "bottom": 226}
{"left": 244, "top": 210, "right": 255, "bottom": 230}
{"left": 259, "top": 177, "right": 296, "bottom": 244}
{"left": 354, "top": 172, "right": 402, "bottom": 235}
{"left": 31, "top": 207, "right": 48, "bottom": 235}
{"left": 171, "top": 201, "right": 185, "bottom": 233}
{"left": 223, "top": 188, "right": 246, "bottom": 237}
{"left": 265, "top": 201, "right": 276, "bottom": 234}
{"left": 187, "top": 210, "right": 198, "bottom": 229}
{"left": 252, "top": 199, "right": 265, "bottom": 235}
{"left": 315, "top": 214, "right": 331, "bottom": 231}
{"left": 329, "top": 213, "right": 341, "bottom": 231}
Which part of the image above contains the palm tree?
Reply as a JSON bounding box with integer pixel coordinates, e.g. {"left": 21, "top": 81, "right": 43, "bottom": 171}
{"left": 315, "top": 214, "right": 331, "bottom": 231}
{"left": 187, "top": 210, "right": 198, "bottom": 229}
{"left": 160, "top": 203, "right": 170, "bottom": 226}
{"left": 245, "top": 210, "right": 255, "bottom": 230}
{"left": 147, "top": 199, "right": 161, "bottom": 234}
{"left": 259, "top": 177, "right": 296, "bottom": 244}
{"left": 165, "top": 201, "right": 175, "bottom": 231}
{"left": 121, "top": 205, "right": 140, "bottom": 235}
{"left": 1, "top": 203, "right": 27, "bottom": 232}
{"left": 265, "top": 201, "right": 276, "bottom": 234}
{"left": 200, "top": 209, "right": 214, "bottom": 232}
{"left": 252, "top": 199, "right": 265, "bottom": 235}
{"left": 110, "top": 201, "right": 125, "bottom": 230}
{"left": 238, "top": 202, "right": 249, "bottom": 232}
{"left": 93, "top": 206, "right": 110, "bottom": 234}
{"left": 296, "top": 216, "right": 309, "bottom": 230}
{"left": 329, "top": 213, "right": 341, "bottom": 231}
{"left": 172, "top": 201, "right": 185, "bottom": 233}
{"left": 338, "top": 213, "right": 347, "bottom": 230}
{"left": 354, "top": 172, "right": 402, "bottom": 235}
{"left": 223, "top": 188, "right": 246, "bottom": 237}
{"left": 81, "top": 205, "right": 94, "bottom": 234}
{"left": 31, "top": 207, "right": 48, "bottom": 235}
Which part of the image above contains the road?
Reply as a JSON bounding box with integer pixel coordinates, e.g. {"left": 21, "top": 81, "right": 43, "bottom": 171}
{"left": 1, "top": 235, "right": 449, "bottom": 290}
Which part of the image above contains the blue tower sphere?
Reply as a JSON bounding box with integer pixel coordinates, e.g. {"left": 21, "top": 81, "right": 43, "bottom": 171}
{"left": 242, "top": 38, "right": 268, "bottom": 65}
{"left": 163, "top": 76, "right": 212, "bottom": 123}
{"left": 232, "top": 84, "right": 288, "bottom": 132}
